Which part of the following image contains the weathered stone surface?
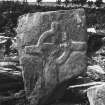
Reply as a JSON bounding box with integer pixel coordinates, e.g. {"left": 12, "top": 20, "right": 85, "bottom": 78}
{"left": 16, "top": 9, "right": 87, "bottom": 105}
{"left": 55, "top": 51, "right": 87, "bottom": 82}
{"left": 20, "top": 54, "right": 43, "bottom": 96}
{"left": 71, "top": 41, "right": 87, "bottom": 51}
{"left": 16, "top": 9, "right": 87, "bottom": 49}
{"left": 87, "top": 65, "right": 105, "bottom": 81}
{"left": 87, "top": 83, "right": 105, "bottom": 105}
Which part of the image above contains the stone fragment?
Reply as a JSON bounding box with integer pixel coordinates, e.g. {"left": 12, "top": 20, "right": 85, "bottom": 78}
{"left": 16, "top": 9, "right": 88, "bottom": 105}
{"left": 59, "top": 51, "right": 87, "bottom": 82}
{"left": 87, "top": 65, "right": 105, "bottom": 81}
{"left": 87, "top": 83, "right": 105, "bottom": 105}
{"left": 88, "top": 65, "right": 105, "bottom": 74}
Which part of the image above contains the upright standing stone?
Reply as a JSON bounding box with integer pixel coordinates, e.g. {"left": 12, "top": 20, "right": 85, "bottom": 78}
{"left": 16, "top": 9, "right": 87, "bottom": 105}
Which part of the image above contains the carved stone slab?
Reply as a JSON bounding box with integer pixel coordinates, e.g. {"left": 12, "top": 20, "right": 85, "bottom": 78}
{"left": 16, "top": 9, "right": 87, "bottom": 50}
{"left": 16, "top": 9, "right": 88, "bottom": 105}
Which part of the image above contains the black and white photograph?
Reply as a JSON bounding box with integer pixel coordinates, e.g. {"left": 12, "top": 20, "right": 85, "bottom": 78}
{"left": 0, "top": 0, "right": 105, "bottom": 105}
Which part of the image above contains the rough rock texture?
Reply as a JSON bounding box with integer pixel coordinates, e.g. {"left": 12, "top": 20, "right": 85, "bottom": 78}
{"left": 20, "top": 54, "right": 43, "bottom": 96}
{"left": 87, "top": 83, "right": 105, "bottom": 105}
{"left": 87, "top": 65, "right": 105, "bottom": 81}
{"left": 16, "top": 9, "right": 87, "bottom": 48}
{"left": 16, "top": 9, "right": 87, "bottom": 105}
{"left": 59, "top": 51, "right": 87, "bottom": 82}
